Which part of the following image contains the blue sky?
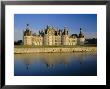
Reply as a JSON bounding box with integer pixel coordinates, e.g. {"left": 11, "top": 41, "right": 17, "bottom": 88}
{"left": 14, "top": 14, "right": 97, "bottom": 41}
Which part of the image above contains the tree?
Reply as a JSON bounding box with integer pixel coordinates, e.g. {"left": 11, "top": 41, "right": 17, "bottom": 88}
{"left": 14, "top": 40, "right": 23, "bottom": 45}
{"left": 85, "top": 38, "right": 97, "bottom": 44}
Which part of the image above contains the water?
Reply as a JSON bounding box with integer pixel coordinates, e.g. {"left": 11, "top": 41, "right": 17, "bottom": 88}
{"left": 14, "top": 52, "right": 97, "bottom": 76}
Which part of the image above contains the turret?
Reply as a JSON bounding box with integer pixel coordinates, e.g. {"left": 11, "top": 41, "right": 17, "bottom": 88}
{"left": 39, "top": 30, "right": 41, "bottom": 34}
{"left": 59, "top": 29, "right": 62, "bottom": 35}
{"left": 79, "top": 28, "right": 84, "bottom": 38}
{"left": 47, "top": 25, "right": 49, "bottom": 29}
{"left": 63, "top": 27, "right": 68, "bottom": 35}
{"left": 23, "top": 24, "right": 32, "bottom": 45}
{"left": 23, "top": 24, "right": 32, "bottom": 36}
{"left": 78, "top": 28, "right": 85, "bottom": 45}
{"left": 46, "top": 25, "right": 52, "bottom": 29}
{"left": 39, "top": 29, "right": 44, "bottom": 36}
{"left": 62, "top": 27, "right": 69, "bottom": 45}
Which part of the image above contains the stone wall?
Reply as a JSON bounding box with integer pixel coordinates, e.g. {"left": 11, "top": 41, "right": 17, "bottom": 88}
{"left": 14, "top": 47, "right": 97, "bottom": 54}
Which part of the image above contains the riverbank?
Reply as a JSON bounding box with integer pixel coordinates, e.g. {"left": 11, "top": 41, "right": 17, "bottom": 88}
{"left": 14, "top": 46, "right": 97, "bottom": 54}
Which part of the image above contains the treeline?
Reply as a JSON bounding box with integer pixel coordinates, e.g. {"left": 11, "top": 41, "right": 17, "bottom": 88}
{"left": 14, "top": 40, "right": 23, "bottom": 45}
{"left": 85, "top": 38, "right": 97, "bottom": 44}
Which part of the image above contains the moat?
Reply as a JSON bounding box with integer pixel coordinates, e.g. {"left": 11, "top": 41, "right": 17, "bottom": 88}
{"left": 14, "top": 52, "right": 97, "bottom": 76}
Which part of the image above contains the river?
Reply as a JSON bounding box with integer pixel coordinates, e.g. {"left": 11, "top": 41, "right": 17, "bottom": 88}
{"left": 14, "top": 52, "right": 97, "bottom": 76}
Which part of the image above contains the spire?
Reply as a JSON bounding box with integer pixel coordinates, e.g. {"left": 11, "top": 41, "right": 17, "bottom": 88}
{"left": 63, "top": 26, "right": 68, "bottom": 35}
{"left": 27, "top": 24, "right": 29, "bottom": 26}
{"left": 47, "top": 25, "right": 51, "bottom": 29}
{"left": 39, "top": 30, "right": 41, "bottom": 34}
{"left": 24, "top": 24, "right": 32, "bottom": 36}
{"left": 64, "top": 26, "right": 67, "bottom": 31}
{"left": 80, "top": 28, "right": 82, "bottom": 34}
{"left": 26, "top": 24, "right": 30, "bottom": 31}
{"left": 79, "top": 28, "right": 84, "bottom": 38}
{"left": 47, "top": 25, "right": 49, "bottom": 29}
{"left": 26, "top": 24, "right": 29, "bottom": 28}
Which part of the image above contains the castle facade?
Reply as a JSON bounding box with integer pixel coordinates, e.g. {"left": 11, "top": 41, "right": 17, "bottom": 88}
{"left": 23, "top": 24, "right": 85, "bottom": 46}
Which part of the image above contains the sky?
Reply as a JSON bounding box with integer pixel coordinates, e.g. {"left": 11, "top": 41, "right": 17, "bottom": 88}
{"left": 14, "top": 14, "right": 97, "bottom": 41}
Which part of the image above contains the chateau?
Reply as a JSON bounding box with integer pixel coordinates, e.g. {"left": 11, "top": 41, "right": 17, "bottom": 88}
{"left": 23, "top": 24, "right": 85, "bottom": 46}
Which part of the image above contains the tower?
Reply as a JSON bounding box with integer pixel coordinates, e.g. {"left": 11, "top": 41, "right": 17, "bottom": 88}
{"left": 62, "top": 27, "right": 69, "bottom": 45}
{"left": 23, "top": 24, "right": 32, "bottom": 45}
{"left": 44, "top": 25, "right": 55, "bottom": 45}
{"left": 78, "top": 28, "right": 85, "bottom": 45}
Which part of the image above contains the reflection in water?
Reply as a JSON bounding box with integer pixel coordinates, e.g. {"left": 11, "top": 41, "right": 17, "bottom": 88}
{"left": 14, "top": 52, "right": 97, "bottom": 76}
